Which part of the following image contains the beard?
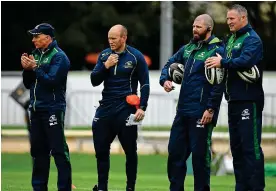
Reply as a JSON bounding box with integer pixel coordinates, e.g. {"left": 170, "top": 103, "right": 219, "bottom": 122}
{"left": 193, "top": 29, "right": 208, "bottom": 42}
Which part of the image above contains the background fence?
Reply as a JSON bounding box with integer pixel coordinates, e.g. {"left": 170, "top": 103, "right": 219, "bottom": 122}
{"left": 2, "top": 88, "right": 276, "bottom": 128}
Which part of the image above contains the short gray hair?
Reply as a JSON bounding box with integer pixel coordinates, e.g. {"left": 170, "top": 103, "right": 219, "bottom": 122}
{"left": 228, "top": 4, "right": 248, "bottom": 17}
{"left": 195, "top": 14, "right": 214, "bottom": 30}
{"left": 120, "top": 25, "right": 128, "bottom": 37}
{"left": 205, "top": 15, "right": 214, "bottom": 29}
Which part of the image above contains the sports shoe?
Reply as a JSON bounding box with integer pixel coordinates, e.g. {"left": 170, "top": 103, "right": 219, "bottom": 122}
{"left": 92, "top": 185, "right": 98, "bottom": 191}
{"left": 92, "top": 185, "right": 106, "bottom": 191}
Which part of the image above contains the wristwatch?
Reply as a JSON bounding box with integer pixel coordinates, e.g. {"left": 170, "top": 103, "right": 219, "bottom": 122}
{"left": 207, "top": 108, "right": 214, "bottom": 114}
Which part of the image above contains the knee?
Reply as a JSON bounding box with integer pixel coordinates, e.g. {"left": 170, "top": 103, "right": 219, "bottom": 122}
{"left": 123, "top": 143, "right": 137, "bottom": 155}
{"left": 243, "top": 146, "right": 261, "bottom": 159}
{"left": 95, "top": 150, "right": 110, "bottom": 161}
{"left": 125, "top": 150, "right": 137, "bottom": 160}
{"left": 168, "top": 140, "right": 180, "bottom": 155}
{"left": 192, "top": 149, "right": 210, "bottom": 164}
{"left": 31, "top": 146, "right": 49, "bottom": 157}
{"left": 168, "top": 149, "right": 183, "bottom": 163}
{"left": 192, "top": 151, "right": 206, "bottom": 161}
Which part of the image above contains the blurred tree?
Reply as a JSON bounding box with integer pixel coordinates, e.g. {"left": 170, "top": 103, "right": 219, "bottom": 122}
{"left": 172, "top": 2, "right": 192, "bottom": 50}
{"left": 229, "top": 1, "right": 276, "bottom": 70}
{"left": 1, "top": 1, "right": 276, "bottom": 71}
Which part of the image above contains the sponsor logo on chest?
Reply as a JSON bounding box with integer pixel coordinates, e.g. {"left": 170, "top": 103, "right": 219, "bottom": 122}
{"left": 197, "top": 51, "right": 206, "bottom": 58}
{"left": 234, "top": 43, "right": 242, "bottom": 49}
{"left": 184, "top": 50, "right": 192, "bottom": 56}
{"left": 42, "top": 57, "right": 49, "bottom": 63}
{"left": 101, "top": 52, "right": 111, "bottom": 59}
{"left": 124, "top": 61, "right": 134, "bottom": 68}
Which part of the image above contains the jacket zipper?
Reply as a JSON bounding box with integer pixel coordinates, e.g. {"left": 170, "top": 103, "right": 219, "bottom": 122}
{"left": 189, "top": 43, "right": 202, "bottom": 75}
{"left": 225, "top": 34, "right": 236, "bottom": 102}
{"left": 182, "top": 46, "right": 196, "bottom": 81}
{"left": 33, "top": 79, "right": 38, "bottom": 111}
{"left": 33, "top": 49, "right": 49, "bottom": 111}
{"left": 189, "top": 59, "right": 196, "bottom": 74}
{"left": 225, "top": 71, "right": 230, "bottom": 101}
{"left": 200, "top": 87, "right": 204, "bottom": 102}
{"left": 53, "top": 89, "right": 56, "bottom": 100}
{"left": 114, "top": 64, "right": 117, "bottom": 75}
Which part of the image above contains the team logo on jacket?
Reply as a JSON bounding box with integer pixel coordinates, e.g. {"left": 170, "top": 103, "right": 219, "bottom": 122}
{"left": 124, "top": 61, "right": 133, "bottom": 68}
{"left": 93, "top": 117, "right": 99, "bottom": 122}
{"left": 241, "top": 109, "right": 250, "bottom": 120}
{"left": 196, "top": 119, "right": 204, "bottom": 128}
{"left": 49, "top": 115, "right": 58, "bottom": 126}
{"left": 234, "top": 43, "right": 242, "bottom": 49}
{"left": 184, "top": 50, "right": 192, "bottom": 57}
{"left": 197, "top": 52, "right": 206, "bottom": 58}
{"left": 101, "top": 52, "right": 111, "bottom": 59}
{"left": 42, "top": 57, "right": 49, "bottom": 63}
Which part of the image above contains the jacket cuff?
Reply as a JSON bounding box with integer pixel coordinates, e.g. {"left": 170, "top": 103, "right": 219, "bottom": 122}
{"left": 221, "top": 58, "right": 229, "bottom": 69}
{"left": 139, "top": 105, "right": 147, "bottom": 111}
{"left": 159, "top": 79, "right": 165, "bottom": 87}
{"left": 206, "top": 104, "right": 217, "bottom": 112}
{"left": 100, "top": 63, "right": 109, "bottom": 71}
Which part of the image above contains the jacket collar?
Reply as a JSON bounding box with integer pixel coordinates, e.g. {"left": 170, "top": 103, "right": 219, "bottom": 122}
{"left": 46, "top": 40, "right": 58, "bottom": 50}
{"left": 205, "top": 35, "right": 216, "bottom": 44}
{"left": 190, "top": 35, "right": 221, "bottom": 50}
{"left": 235, "top": 24, "right": 252, "bottom": 37}
{"left": 111, "top": 44, "right": 127, "bottom": 55}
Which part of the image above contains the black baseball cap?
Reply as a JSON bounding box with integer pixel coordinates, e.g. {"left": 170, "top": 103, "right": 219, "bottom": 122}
{"left": 28, "top": 23, "right": 55, "bottom": 37}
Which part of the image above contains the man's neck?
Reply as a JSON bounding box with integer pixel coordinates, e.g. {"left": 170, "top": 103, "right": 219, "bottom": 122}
{"left": 115, "top": 44, "right": 126, "bottom": 54}
{"left": 203, "top": 33, "right": 211, "bottom": 42}
{"left": 41, "top": 40, "right": 53, "bottom": 52}
{"left": 236, "top": 22, "right": 248, "bottom": 32}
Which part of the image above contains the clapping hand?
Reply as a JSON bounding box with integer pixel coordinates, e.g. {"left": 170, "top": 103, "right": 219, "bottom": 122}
{"left": 21, "top": 53, "right": 37, "bottom": 70}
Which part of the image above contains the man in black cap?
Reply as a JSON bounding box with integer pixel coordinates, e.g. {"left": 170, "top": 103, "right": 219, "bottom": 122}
{"left": 21, "top": 23, "right": 72, "bottom": 191}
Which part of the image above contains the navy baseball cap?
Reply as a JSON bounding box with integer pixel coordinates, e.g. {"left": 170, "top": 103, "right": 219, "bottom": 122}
{"left": 28, "top": 23, "right": 55, "bottom": 37}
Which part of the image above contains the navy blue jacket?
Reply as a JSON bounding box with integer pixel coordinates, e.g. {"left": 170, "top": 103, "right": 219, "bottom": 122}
{"left": 160, "top": 35, "right": 225, "bottom": 124}
{"left": 221, "top": 24, "right": 264, "bottom": 104}
{"left": 90, "top": 45, "right": 150, "bottom": 111}
{"left": 22, "top": 40, "right": 70, "bottom": 111}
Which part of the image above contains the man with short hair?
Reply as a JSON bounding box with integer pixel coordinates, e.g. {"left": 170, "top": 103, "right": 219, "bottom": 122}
{"left": 205, "top": 4, "right": 265, "bottom": 191}
{"left": 21, "top": 23, "right": 72, "bottom": 191}
{"left": 160, "top": 14, "right": 225, "bottom": 191}
{"left": 91, "top": 24, "right": 150, "bottom": 191}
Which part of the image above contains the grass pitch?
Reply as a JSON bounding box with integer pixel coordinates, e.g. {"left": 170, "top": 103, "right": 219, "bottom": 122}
{"left": 2, "top": 153, "right": 276, "bottom": 191}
